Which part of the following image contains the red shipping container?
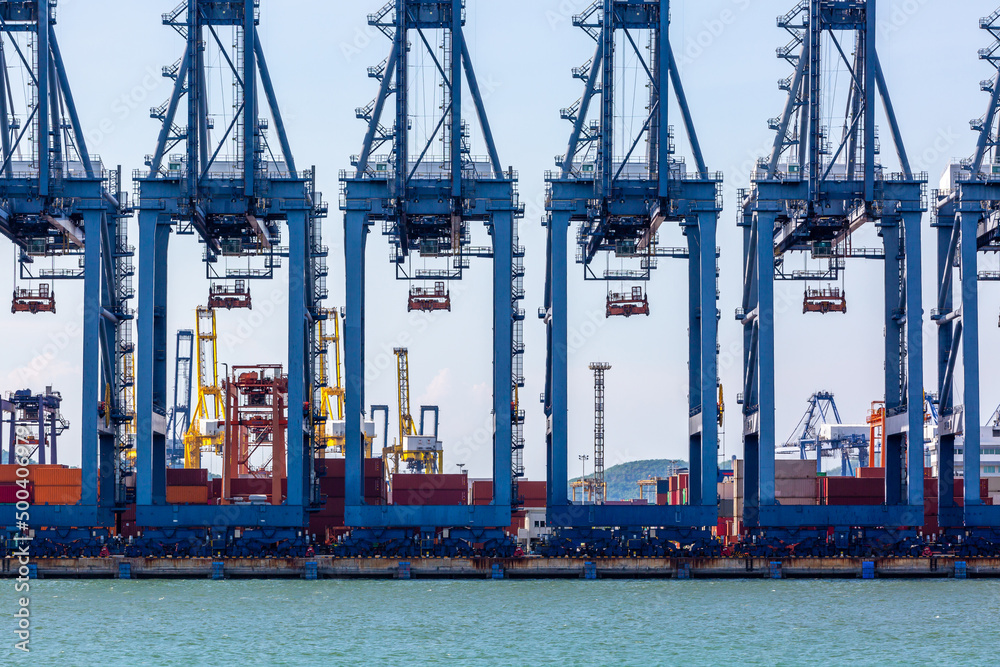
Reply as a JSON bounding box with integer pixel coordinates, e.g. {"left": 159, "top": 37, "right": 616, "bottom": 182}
{"left": 825, "top": 497, "right": 885, "bottom": 506}
{"left": 319, "top": 475, "right": 385, "bottom": 500}
{"left": 0, "top": 483, "right": 32, "bottom": 504}
{"left": 472, "top": 480, "right": 493, "bottom": 505}
{"left": 856, "top": 467, "right": 886, "bottom": 479}
{"left": 656, "top": 493, "right": 669, "bottom": 506}
{"left": 393, "top": 473, "right": 466, "bottom": 492}
{"left": 394, "top": 488, "right": 467, "bottom": 506}
{"left": 821, "top": 477, "right": 885, "bottom": 505}
{"left": 230, "top": 478, "right": 277, "bottom": 497}
{"left": 315, "top": 458, "right": 384, "bottom": 478}
{"left": 678, "top": 473, "right": 689, "bottom": 490}
{"left": 519, "top": 481, "right": 547, "bottom": 503}
{"left": 166, "top": 468, "right": 209, "bottom": 486}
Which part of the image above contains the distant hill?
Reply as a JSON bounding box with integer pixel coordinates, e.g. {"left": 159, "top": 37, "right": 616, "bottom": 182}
{"left": 570, "top": 458, "right": 687, "bottom": 501}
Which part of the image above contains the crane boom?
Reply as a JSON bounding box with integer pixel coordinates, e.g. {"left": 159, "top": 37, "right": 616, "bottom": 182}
{"left": 184, "top": 307, "right": 225, "bottom": 468}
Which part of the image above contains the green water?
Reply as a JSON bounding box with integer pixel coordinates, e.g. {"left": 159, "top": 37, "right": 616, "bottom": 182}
{"left": 4, "top": 579, "right": 998, "bottom": 665}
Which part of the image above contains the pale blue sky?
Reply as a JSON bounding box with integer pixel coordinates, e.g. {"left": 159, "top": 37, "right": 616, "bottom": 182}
{"left": 0, "top": 1, "right": 995, "bottom": 481}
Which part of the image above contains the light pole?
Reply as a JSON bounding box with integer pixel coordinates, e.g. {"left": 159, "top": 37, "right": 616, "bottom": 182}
{"left": 457, "top": 463, "right": 466, "bottom": 475}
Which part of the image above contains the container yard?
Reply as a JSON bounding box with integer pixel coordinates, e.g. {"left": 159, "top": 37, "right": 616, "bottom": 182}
{"left": 3, "top": 0, "right": 1000, "bottom": 593}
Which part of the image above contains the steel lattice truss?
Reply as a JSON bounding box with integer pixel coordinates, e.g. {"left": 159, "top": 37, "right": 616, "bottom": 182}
{"left": 933, "top": 6, "right": 1000, "bottom": 529}
{"left": 136, "top": 0, "right": 327, "bottom": 528}
{"left": 0, "top": 2, "right": 133, "bottom": 528}
{"left": 341, "top": 0, "right": 523, "bottom": 528}
{"left": 543, "top": 0, "right": 722, "bottom": 530}
{"left": 739, "top": 0, "right": 927, "bottom": 530}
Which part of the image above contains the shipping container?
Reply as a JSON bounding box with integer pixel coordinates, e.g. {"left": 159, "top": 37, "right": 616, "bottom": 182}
{"left": 392, "top": 473, "right": 467, "bottom": 492}
{"left": 822, "top": 496, "right": 885, "bottom": 506}
{"left": 775, "top": 459, "right": 818, "bottom": 479}
{"left": 32, "top": 466, "right": 81, "bottom": 487}
{"left": 777, "top": 497, "right": 816, "bottom": 506}
{"left": 472, "top": 480, "right": 493, "bottom": 505}
{"left": 393, "top": 488, "right": 467, "bottom": 506}
{"left": 165, "top": 486, "right": 210, "bottom": 504}
{"left": 0, "top": 483, "right": 32, "bottom": 504}
{"left": 775, "top": 478, "right": 818, "bottom": 498}
{"left": 316, "top": 457, "right": 385, "bottom": 478}
{"left": 821, "top": 476, "right": 886, "bottom": 501}
{"left": 318, "top": 475, "right": 385, "bottom": 500}
{"left": 34, "top": 485, "right": 81, "bottom": 505}
{"left": 166, "top": 468, "right": 209, "bottom": 486}
{"left": 0, "top": 464, "right": 65, "bottom": 484}
{"left": 519, "top": 481, "right": 547, "bottom": 505}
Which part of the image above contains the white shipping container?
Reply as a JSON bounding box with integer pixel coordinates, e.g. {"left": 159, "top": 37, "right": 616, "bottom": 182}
{"left": 818, "top": 424, "right": 869, "bottom": 441}
{"left": 329, "top": 420, "right": 376, "bottom": 438}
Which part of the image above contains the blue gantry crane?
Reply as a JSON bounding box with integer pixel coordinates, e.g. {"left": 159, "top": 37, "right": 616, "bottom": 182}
{"left": 781, "top": 391, "right": 868, "bottom": 477}
{"left": 341, "top": 0, "right": 523, "bottom": 535}
{"left": 135, "top": 0, "right": 327, "bottom": 528}
{"left": 542, "top": 0, "right": 722, "bottom": 534}
{"left": 166, "top": 329, "right": 195, "bottom": 467}
{"left": 739, "top": 0, "right": 926, "bottom": 536}
{"left": 933, "top": 6, "right": 1000, "bottom": 532}
{"left": 0, "top": 2, "right": 134, "bottom": 528}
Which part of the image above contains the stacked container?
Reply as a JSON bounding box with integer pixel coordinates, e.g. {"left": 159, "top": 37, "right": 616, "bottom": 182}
{"left": 165, "top": 468, "right": 210, "bottom": 504}
{"left": 775, "top": 460, "right": 819, "bottom": 505}
{"left": 470, "top": 480, "right": 547, "bottom": 507}
{"left": 656, "top": 478, "right": 669, "bottom": 505}
{"left": 309, "top": 458, "right": 385, "bottom": 541}
{"left": 31, "top": 466, "right": 82, "bottom": 505}
{"left": 391, "top": 473, "right": 467, "bottom": 505}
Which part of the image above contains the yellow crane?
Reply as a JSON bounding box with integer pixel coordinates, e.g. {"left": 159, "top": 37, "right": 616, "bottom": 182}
{"left": 183, "top": 307, "right": 225, "bottom": 468}
{"left": 124, "top": 347, "right": 137, "bottom": 464}
{"left": 318, "top": 308, "right": 345, "bottom": 423}
{"left": 392, "top": 348, "right": 441, "bottom": 474}
{"left": 315, "top": 308, "right": 373, "bottom": 458}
